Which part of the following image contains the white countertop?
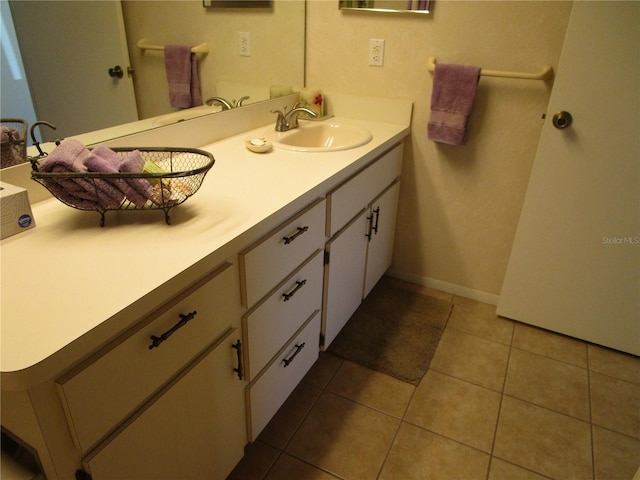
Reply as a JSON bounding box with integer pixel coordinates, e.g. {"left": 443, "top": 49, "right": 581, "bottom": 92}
{"left": 0, "top": 114, "right": 409, "bottom": 389}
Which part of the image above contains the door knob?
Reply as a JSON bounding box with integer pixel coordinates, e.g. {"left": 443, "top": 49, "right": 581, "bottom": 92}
{"left": 552, "top": 111, "right": 573, "bottom": 129}
{"left": 108, "top": 65, "right": 123, "bottom": 79}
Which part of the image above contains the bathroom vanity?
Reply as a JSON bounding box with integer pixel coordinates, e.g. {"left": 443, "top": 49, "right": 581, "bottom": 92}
{"left": 0, "top": 94, "right": 411, "bottom": 479}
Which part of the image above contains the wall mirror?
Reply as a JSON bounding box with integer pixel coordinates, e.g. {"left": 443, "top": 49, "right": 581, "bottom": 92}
{"left": 339, "top": 0, "right": 430, "bottom": 14}
{"left": 1, "top": 0, "right": 304, "bottom": 165}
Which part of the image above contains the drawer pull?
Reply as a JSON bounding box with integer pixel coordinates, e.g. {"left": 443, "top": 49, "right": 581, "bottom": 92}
{"left": 232, "top": 340, "right": 243, "bottom": 380}
{"left": 282, "top": 279, "right": 307, "bottom": 302}
{"left": 148, "top": 311, "right": 197, "bottom": 350}
{"left": 283, "top": 342, "right": 306, "bottom": 367}
{"left": 283, "top": 226, "right": 309, "bottom": 244}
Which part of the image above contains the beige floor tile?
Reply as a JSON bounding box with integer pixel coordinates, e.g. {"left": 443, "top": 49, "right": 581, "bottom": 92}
{"left": 449, "top": 298, "right": 514, "bottom": 345}
{"left": 259, "top": 381, "right": 323, "bottom": 450}
{"left": 512, "top": 324, "right": 587, "bottom": 368}
{"left": 286, "top": 392, "right": 400, "bottom": 480}
{"left": 488, "top": 458, "right": 550, "bottom": 480}
{"left": 494, "top": 396, "right": 593, "bottom": 480}
{"left": 590, "top": 371, "right": 640, "bottom": 439}
{"left": 429, "top": 327, "right": 510, "bottom": 391}
{"left": 588, "top": 344, "right": 640, "bottom": 385}
{"left": 302, "top": 352, "right": 343, "bottom": 389}
{"left": 265, "top": 454, "right": 341, "bottom": 480}
{"left": 404, "top": 370, "right": 501, "bottom": 452}
{"left": 592, "top": 426, "right": 640, "bottom": 480}
{"left": 226, "top": 441, "right": 280, "bottom": 480}
{"left": 326, "top": 360, "right": 415, "bottom": 418}
{"left": 379, "top": 422, "right": 490, "bottom": 480}
{"left": 504, "top": 348, "right": 590, "bottom": 420}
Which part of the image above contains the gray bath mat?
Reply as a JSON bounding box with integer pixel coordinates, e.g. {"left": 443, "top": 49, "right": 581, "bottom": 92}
{"left": 328, "top": 276, "right": 451, "bottom": 385}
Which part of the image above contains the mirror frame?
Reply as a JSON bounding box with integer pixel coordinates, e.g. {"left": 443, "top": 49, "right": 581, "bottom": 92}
{"left": 339, "top": 0, "right": 431, "bottom": 14}
{"left": 202, "top": 0, "right": 272, "bottom": 7}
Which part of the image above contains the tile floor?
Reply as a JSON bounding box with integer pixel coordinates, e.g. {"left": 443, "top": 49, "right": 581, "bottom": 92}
{"left": 228, "top": 283, "right": 640, "bottom": 480}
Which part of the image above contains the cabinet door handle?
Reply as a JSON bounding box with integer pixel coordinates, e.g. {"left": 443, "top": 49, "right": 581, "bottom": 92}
{"left": 283, "top": 342, "right": 305, "bottom": 367}
{"left": 283, "top": 226, "right": 309, "bottom": 244}
{"left": 372, "top": 207, "right": 380, "bottom": 235}
{"left": 148, "top": 311, "right": 197, "bottom": 350}
{"left": 366, "top": 214, "right": 374, "bottom": 241}
{"left": 282, "top": 279, "right": 307, "bottom": 301}
{"left": 232, "top": 340, "right": 243, "bottom": 380}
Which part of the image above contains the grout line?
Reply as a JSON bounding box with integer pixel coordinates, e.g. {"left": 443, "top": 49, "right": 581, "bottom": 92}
{"left": 486, "top": 319, "right": 515, "bottom": 480}
{"left": 587, "top": 346, "right": 596, "bottom": 480}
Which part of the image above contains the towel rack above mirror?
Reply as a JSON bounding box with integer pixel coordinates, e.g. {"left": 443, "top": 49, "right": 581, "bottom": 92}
{"left": 137, "top": 39, "right": 210, "bottom": 55}
{"left": 428, "top": 57, "right": 553, "bottom": 80}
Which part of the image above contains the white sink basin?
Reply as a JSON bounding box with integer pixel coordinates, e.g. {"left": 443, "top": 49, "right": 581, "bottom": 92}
{"left": 267, "top": 122, "right": 372, "bottom": 152}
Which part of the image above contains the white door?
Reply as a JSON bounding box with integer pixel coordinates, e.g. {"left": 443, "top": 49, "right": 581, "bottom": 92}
{"left": 497, "top": 2, "right": 640, "bottom": 355}
{"left": 9, "top": 0, "right": 138, "bottom": 141}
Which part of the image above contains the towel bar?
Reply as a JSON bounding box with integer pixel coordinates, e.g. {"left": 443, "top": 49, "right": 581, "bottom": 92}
{"left": 428, "top": 57, "right": 553, "bottom": 80}
{"left": 137, "top": 39, "right": 209, "bottom": 54}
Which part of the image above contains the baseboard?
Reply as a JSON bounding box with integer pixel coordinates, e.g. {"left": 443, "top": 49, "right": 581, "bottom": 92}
{"left": 387, "top": 269, "right": 500, "bottom": 306}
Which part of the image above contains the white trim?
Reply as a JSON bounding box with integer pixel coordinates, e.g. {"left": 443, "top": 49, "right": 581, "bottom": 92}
{"left": 387, "top": 269, "right": 499, "bottom": 306}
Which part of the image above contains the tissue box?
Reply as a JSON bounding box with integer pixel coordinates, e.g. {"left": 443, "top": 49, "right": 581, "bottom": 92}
{"left": 1, "top": 182, "right": 35, "bottom": 239}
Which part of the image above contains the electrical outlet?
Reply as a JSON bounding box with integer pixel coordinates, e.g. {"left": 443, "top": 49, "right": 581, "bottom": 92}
{"left": 368, "top": 38, "right": 385, "bottom": 66}
{"left": 239, "top": 32, "right": 251, "bottom": 57}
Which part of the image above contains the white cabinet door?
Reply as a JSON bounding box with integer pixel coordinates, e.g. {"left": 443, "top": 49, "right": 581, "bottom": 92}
{"left": 364, "top": 181, "right": 401, "bottom": 298}
{"left": 322, "top": 210, "right": 369, "bottom": 349}
{"left": 83, "top": 329, "right": 245, "bottom": 480}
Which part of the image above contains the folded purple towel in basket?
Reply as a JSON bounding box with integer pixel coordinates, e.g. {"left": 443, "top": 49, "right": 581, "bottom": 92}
{"left": 428, "top": 63, "right": 481, "bottom": 145}
{"left": 37, "top": 139, "right": 103, "bottom": 209}
{"left": 120, "top": 151, "right": 158, "bottom": 207}
{"left": 83, "top": 151, "right": 126, "bottom": 208}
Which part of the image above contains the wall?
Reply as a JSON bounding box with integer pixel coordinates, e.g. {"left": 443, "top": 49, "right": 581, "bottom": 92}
{"left": 306, "top": 0, "right": 573, "bottom": 302}
{"left": 121, "top": 0, "right": 304, "bottom": 119}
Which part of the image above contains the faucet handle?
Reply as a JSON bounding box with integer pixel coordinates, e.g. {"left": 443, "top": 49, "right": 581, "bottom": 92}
{"left": 270, "top": 108, "right": 289, "bottom": 132}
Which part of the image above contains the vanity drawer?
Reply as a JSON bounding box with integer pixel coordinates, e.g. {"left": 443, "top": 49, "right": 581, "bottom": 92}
{"left": 57, "top": 261, "right": 240, "bottom": 454}
{"left": 246, "top": 310, "right": 320, "bottom": 442}
{"left": 327, "top": 143, "right": 403, "bottom": 237}
{"left": 243, "top": 250, "right": 323, "bottom": 381}
{"left": 240, "top": 198, "right": 326, "bottom": 308}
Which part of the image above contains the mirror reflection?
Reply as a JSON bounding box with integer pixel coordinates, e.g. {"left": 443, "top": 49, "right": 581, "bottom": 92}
{"left": 0, "top": 0, "right": 304, "bottom": 160}
{"left": 339, "top": 0, "right": 430, "bottom": 14}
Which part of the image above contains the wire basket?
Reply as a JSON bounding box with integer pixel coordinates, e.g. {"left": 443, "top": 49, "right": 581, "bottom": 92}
{"left": 31, "top": 147, "right": 215, "bottom": 226}
{"left": 1, "top": 118, "right": 27, "bottom": 168}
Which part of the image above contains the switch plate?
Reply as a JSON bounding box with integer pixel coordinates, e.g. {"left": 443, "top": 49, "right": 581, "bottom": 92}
{"left": 368, "top": 38, "right": 384, "bottom": 66}
{"left": 239, "top": 32, "right": 251, "bottom": 56}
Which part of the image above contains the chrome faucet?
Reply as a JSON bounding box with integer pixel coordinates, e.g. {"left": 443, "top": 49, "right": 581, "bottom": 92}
{"left": 271, "top": 104, "right": 317, "bottom": 132}
{"left": 205, "top": 96, "right": 233, "bottom": 110}
{"left": 235, "top": 96, "right": 250, "bottom": 108}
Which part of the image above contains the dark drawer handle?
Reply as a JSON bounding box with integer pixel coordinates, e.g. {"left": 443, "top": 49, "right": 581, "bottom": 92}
{"left": 283, "top": 226, "right": 309, "bottom": 244}
{"left": 232, "top": 340, "right": 243, "bottom": 380}
{"left": 283, "top": 342, "right": 305, "bottom": 367}
{"left": 148, "top": 311, "right": 197, "bottom": 350}
{"left": 282, "top": 279, "right": 307, "bottom": 302}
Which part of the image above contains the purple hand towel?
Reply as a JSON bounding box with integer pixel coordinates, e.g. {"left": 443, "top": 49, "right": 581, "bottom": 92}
{"left": 164, "top": 45, "right": 203, "bottom": 108}
{"left": 37, "top": 139, "right": 102, "bottom": 208}
{"left": 83, "top": 148, "right": 127, "bottom": 208}
{"left": 428, "top": 63, "right": 481, "bottom": 145}
{"left": 117, "top": 149, "right": 156, "bottom": 207}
